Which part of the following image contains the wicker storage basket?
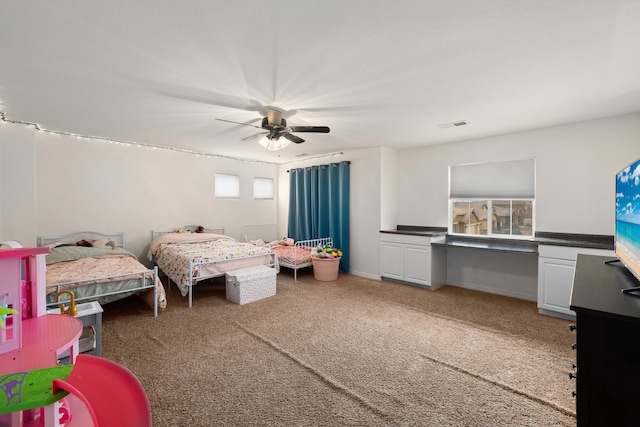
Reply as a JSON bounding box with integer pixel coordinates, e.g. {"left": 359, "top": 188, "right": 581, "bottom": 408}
{"left": 311, "top": 257, "right": 341, "bottom": 281}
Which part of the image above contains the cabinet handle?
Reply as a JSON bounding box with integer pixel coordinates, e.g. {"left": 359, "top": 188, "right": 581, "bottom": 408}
{"left": 569, "top": 372, "right": 577, "bottom": 380}
{"left": 569, "top": 324, "right": 577, "bottom": 331}
{"left": 571, "top": 343, "right": 577, "bottom": 350}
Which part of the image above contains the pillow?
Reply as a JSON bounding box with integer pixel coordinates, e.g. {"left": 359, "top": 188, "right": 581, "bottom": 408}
{"left": 46, "top": 242, "right": 74, "bottom": 249}
{"left": 91, "top": 238, "right": 115, "bottom": 249}
{"left": 138, "top": 286, "right": 167, "bottom": 311}
{"left": 249, "top": 239, "right": 266, "bottom": 247}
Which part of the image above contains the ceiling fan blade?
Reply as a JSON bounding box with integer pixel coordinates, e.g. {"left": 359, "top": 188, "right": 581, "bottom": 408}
{"left": 141, "top": 79, "right": 263, "bottom": 112}
{"left": 242, "top": 132, "right": 267, "bottom": 141}
{"left": 215, "top": 118, "right": 262, "bottom": 128}
{"left": 283, "top": 133, "right": 305, "bottom": 144}
{"left": 289, "top": 126, "right": 330, "bottom": 133}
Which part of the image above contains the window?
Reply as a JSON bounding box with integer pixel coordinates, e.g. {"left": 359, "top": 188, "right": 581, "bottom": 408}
{"left": 215, "top": 173, "right": 239, "bottom": 198}
{"left": 449, "top": 159, "right": 535, "bottom": 239}
{"left": 253, "top": 177, "right": 274, "bottom": 200}
{"left": 450, "top": 200, "right": 533, "bottom": 237}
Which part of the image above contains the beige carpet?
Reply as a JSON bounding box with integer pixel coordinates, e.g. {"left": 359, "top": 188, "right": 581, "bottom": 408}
{"left": 102, "top": 268, "right": 577, "bottom": 426}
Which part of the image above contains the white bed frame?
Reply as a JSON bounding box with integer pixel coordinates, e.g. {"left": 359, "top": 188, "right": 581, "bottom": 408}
{"left": 279, "top": 237, "right": 333, "bottom": 281}
{"left": 152, "top": 225, "right": 225, "bottom": 239}
{"left": 240, "top": 224, "right": 332, "bottom": 281}
{"left": 150, "top": 226, "right": 277, "bottom": 307}
{"left": 241, "top": 224, "right": 283, "bottom": 243}
{"left": 38, "top": 231, "right": 159, "bottom": 316}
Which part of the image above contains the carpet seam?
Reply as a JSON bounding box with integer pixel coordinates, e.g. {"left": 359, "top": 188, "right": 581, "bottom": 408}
{"left": 387, "top": 300, "right": 571, "bottom": 359}
{"left": 420, "top": 353, "right": 576, "bottom": 418}
{"left": 234, "top": 321, "right": 390, "bottom": 421}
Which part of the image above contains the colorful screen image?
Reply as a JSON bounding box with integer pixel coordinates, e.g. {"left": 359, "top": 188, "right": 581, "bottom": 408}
{"left": 615, "top": 157, "right": 640, "bottom": 282}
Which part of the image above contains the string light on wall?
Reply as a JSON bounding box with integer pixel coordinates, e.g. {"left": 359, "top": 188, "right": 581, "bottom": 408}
{"left": 0, "top": 111, "right": 278, "bottom": 164}
{"left": 1, "top": 111, "right": 345, "bottom": 165}
{"left": 284, "top": 151, "right": 344, "bottom": 165}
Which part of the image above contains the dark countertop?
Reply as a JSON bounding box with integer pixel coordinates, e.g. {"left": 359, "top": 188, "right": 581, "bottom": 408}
{"left": 380, "top": 226, "right": 614, "bottom": 251}
{"left": 435, "top": 235, "right": 538, "bottom": 254}
{"left": 534, "top": 231, "right": 614, "bottom": 250}
{"left": 380, "top": 225, "right": 448, "bottom": 237}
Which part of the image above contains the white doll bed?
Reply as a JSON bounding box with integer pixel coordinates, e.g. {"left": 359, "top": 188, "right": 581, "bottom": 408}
{"left": 241, "top": 224, "right": 332, "bottom": 281}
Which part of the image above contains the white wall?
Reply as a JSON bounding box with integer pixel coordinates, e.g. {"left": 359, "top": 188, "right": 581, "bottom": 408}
{"left": 277, "top": 147, "right": 383, "bottom": 280}
{"left": 1, "top": 125, "right": 279, "bottom": 264}
{"left": 0, "top": 123, "right": 37, "bottom": 244}
{"left": 380, "top": 146, "right": 398, "bottom": 231}
{"left": 3, "top": 113, "right": 639, "bottom": 279}
{"left": 398, "top": 113, "right": 640, "bottom": 235}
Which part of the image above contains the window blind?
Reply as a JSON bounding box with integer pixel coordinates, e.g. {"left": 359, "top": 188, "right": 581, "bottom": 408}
{"left": 449, "top": 158, "right": 535, "bottom": 199}
{"left": 253, "top": 177, "right": 274, "bottom": 199}
{"left": 215, "top": 173, "right": 240, "bottom": 198}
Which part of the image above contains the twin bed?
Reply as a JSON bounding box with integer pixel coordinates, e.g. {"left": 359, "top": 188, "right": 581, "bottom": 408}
{"left": 39, "top": 225, "right": 331, "bottom": 312}
{"left": 38, "top": 231, "right": 165, "bottom": 317}
{"left": 149, "top": 226, "right": 277, "bottom": 307}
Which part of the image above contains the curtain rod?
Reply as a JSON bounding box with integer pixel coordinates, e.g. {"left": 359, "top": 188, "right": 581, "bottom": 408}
{"left": 287, "top": 160, "right": 350, "bottom": 173}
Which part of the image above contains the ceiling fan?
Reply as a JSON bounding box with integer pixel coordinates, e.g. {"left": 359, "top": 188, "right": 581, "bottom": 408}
{"left": 216, "top": 108, "right": 330, "bottom": 151}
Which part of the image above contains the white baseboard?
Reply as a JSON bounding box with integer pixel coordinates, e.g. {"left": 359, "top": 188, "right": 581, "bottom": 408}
{"left": 346, "top": 270, "right": 381, "bottom": 281}
{"left": 538, "top": 308, "right": 576, "bottom": 320}
{"left": 445, "top": 280, "right": 537, "bottom": 302}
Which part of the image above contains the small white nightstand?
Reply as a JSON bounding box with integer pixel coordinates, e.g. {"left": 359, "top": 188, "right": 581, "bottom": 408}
{"left": 47, "top": 301, "right": 103, "bottom": 359}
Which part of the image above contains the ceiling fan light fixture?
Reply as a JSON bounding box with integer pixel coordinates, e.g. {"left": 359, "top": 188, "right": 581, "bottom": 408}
{"left": 217, "top": 107, "right": 329, "bottom": 149}
{"left": 258, "top": 135, "right": 291, "bottom": 151}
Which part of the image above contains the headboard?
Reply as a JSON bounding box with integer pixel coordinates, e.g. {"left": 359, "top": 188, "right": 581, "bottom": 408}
{"left": 38, "top": 231, "right": 125, "bottom": 248}
{"left": 241, "top": 224, "right": 283, "bottom": 243}
{"left": 151, "top": 226, "right": 225, "bottom": 241}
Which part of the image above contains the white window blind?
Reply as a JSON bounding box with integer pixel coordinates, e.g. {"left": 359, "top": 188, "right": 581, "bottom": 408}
{"left": 449, "top": 158, "right": 535, "bottom": 199}
{"left": 253, "top": 177, "right": 274, "bottom": 199}
{"left": 215, "top": 173, "right": 240, "bottom": 198}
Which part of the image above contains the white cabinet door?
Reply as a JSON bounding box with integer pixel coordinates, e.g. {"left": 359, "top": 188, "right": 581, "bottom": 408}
{"left": 380, "top": 234, "right": 444, "bottom": 289}
{"left": 538, "top": 256, "right": 576, "bottom": 317}
{"left": 405, "top": 244, "right": 431, "bottom": 286}
{"left": 381, "top": 241, "right": 403, "bottom": 280}
{"left": 537, "top": 245, "right": 614, "bottom": 318}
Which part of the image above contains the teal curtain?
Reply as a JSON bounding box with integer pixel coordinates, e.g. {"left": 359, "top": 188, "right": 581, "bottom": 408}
{"left": 288, "top": 161, "right": 350, "bottom": 272}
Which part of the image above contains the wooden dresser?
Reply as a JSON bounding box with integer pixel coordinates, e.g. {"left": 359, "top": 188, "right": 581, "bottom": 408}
{"left": 570, "top": 254, "right": 640, "bottom": 426}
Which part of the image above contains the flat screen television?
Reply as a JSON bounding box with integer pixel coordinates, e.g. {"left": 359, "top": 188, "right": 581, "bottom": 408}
{"left": 615, "top": 156, "right": 640, "bottom": 293}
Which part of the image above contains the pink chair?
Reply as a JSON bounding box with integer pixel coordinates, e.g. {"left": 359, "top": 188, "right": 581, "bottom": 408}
{"left": 51, "top": 354, "right": 151, "bottom": 426}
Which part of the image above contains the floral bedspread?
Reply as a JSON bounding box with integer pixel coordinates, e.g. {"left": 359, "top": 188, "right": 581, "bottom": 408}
{"left": 46, "top": 253, "right": 153, "bottom": 291}
{"left": 152, "top": 235, "right": 274, "bottom": 296}
{"left": 46, "top": 246, "right": 167, "bottom": 310}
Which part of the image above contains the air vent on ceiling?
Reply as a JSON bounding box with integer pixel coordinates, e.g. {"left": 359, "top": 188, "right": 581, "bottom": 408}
{"left": 438, "top": 120, "right": 468, "bottom": 129}
{"left": 295, "top": 153, "right": 308, "bottom": 157}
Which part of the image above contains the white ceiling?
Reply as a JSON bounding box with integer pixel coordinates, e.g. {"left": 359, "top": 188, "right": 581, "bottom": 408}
{"left": 2, "top": 1, "right": 640, "bottom": 164}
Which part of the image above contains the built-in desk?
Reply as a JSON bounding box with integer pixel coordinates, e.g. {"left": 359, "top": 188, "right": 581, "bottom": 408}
{"left": 431, "top": 235, "right": 539, "bottom": 301}
{"left": 380, "top": 227, "right": 615, "bottom": 317}
{"left": 432, "top": 236, "right": 538, "bottom": 254}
